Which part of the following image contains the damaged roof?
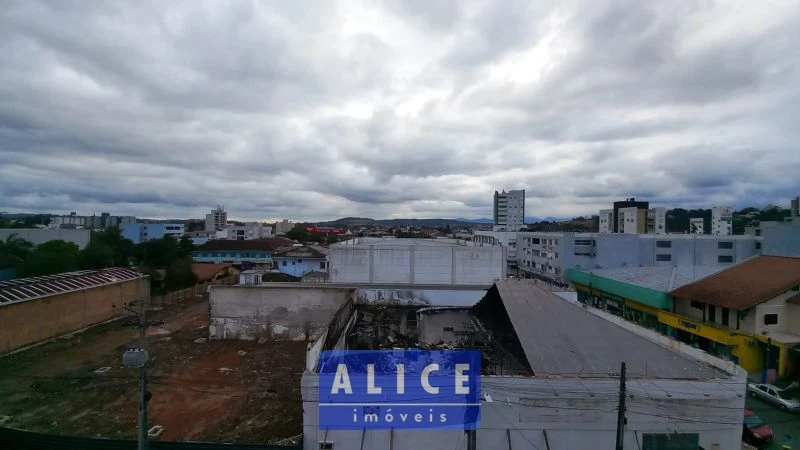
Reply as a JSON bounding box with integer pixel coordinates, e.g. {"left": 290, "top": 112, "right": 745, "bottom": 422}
{"left": 0, "top": 267, "right": 143, "bottom": 305}
{"left": 490, "top": 280, "right": 724, "bottom": 379}
{"left": 669, "top": 255, "right": 800, "bottom": 310}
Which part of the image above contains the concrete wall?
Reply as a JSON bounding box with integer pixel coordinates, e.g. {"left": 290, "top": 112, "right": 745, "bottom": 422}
{"left": 0, "top": 277, "right": 149, "bottom": 353}
{"left": 330, "top": 244, "right": 505, "bottom": 286}
{"left": 0, "top": 228, "right": 91, "bottom": 249}
{"left": 301, "top": 373, "right": 745, "bottom": 450}
{"left": 208, "top": 285, "right": 355, "bottom": 341}
{"left": 417, "top": 308, "right": 472, "bottom": 344}
{"left": 753, "top": 290, "right": 800, "bottom": 335}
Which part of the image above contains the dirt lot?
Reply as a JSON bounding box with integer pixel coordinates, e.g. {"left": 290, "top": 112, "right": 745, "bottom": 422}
{"left": 0, "top": 297, "right": 306, "bottom": 443}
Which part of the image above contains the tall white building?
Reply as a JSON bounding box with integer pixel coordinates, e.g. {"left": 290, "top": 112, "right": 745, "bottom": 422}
{"left": 216, "top": 222, "right": 272, "bottom": 240}
{"left": 205, "top": 205, "right": 227, "bottom": 232}
{"left": 690, "top": 217, "right": 705, "bottom": 234}
{"left": 598, "top": 209, "right": 614, "bottom": 233}
{"left": 711, "top": 206, "right": 734, "bottom": 235}
{"left": 493, "top": 189, "right": 525, "bottom": 231}
{"left": 646, "top": 207, "right": 666, "bottom": 234}
{"left": 791, "top": 196, "right": 799, "bottom": 218}
{"left": 274, "top": 219, "right": 294, "bottom": 234}
{"left": 618, "top": 206, "right": 644, "bottom": 234}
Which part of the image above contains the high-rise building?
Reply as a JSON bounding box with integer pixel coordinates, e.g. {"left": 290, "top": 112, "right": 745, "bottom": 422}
{"left": 205, "top": 205, "right": 228, "bottom": 232}
{"left": 612, "top": 198, "right": 649, "bottom": 233}
{"left": 711, "top": 207, "right": 734, "bottom": 236}
{"left": 791, "top": 196, "right": 799, "bottom": 218}
{"left": 493, "top": 189, "right": 525, "bottom": 232}
{"left": 646, "top": 207, "right": 667, "bottom": 234}
{"left": 598, "top": 209, "right": 614, "bottom": 234}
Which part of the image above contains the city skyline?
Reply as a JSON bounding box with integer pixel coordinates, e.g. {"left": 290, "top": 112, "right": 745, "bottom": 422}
{"left": 2, "top": 1, "right": 799, "bottom": 221}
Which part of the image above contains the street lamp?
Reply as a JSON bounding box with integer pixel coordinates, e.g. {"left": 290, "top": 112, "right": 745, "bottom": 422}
{"left": 123, "top": 348, "right": 149, "bottom": 450}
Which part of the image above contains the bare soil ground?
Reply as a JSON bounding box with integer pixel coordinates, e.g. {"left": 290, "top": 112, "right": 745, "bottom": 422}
{"left": 0, "top": 296, "right": 306, "bottom": 443}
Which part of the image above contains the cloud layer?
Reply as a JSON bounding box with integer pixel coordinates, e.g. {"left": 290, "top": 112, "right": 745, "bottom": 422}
{"left": 1, "top": 0, "right": 799, "bottom": 221}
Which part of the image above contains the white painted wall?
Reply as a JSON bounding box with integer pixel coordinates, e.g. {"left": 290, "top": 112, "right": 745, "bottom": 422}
{"left": 302, "top": 373, "right": 745, "bottom": 450}
{"left": 208, "top": 285, "right": 354, "bottom": 341}
{"left": 330, "top": 244, "right": 505, "bottom": 285}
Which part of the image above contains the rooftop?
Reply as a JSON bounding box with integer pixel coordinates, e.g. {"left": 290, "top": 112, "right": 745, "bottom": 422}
{"left": 481, "top": 280, "right": 725, "bottom": 379}
{"left": 273, "top": 246, "right": 328, "bottom": 259}
{"left": 670, "top": 255, "right": 800, "bottom": 310}
{"left": 588, "top": 265, "right": 724, "bottom": 292}
{"left": 195, "top": 237, "right": 295, "bottom": 252}
{"left": 335, "top": 237, "right": 471, "bottom": 247}
{"left": 0, "top": 267, "right": 143, "bottom": 305}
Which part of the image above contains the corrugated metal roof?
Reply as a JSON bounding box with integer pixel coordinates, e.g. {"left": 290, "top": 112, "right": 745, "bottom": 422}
{"left": 670, "top": 255, "right": 800, "bottom": 310}
{"left": 492, "top": 280, "right": 723, "bottom": 379}
{"left": 0, "top": 267, "right": 143, "bottom": 305}
{"left": 589, "top": 266, "right": 724, "bottom": 292}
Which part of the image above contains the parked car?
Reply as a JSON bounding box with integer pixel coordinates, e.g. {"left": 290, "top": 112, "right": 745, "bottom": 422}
{"left": 743, "top": 408, "right": 773, "bottom": 447}
{"left": 747, "top": 383, "right": 800, "bottom": 412}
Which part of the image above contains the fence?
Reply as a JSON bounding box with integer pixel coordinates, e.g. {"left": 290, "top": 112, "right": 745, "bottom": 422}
{"left": 0, "top": 426, "right": 301, "bottom": 450}
{"left": 151, "top": 275, "right": 238, "bottom": 307}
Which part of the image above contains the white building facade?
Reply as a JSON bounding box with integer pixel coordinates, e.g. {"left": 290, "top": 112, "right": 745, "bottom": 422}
{"left": 216, "top": 222, "right": 273, "bottom": 240}
{"left": 493, "top": 189, "right": 525, "bottom": 232}
{"left": 205, "top": 205, "right": 228, "bottom": 232}
{"left": 690, "top": 217, "right": 705, "bottom": 234}
{"left": 329, "top": 238, "right": 506, "bottom": 286}
{"left": 473, "top": 230, "right": 517, "bottom": 265}
{"left": 646, "top": 207, "right": 666, "bottom": 234}
{"left": 598, "top": 209, "right": 613, "bottom": 233}
{"left": 711, "top": 206, "right": 734, "bottom": 235}
{"left": 516, "top": 232, "right": 761, "bottom": 283}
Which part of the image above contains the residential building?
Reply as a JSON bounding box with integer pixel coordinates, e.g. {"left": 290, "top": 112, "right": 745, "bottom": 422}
{"left": 274, "top": 219, "right": 294, "bottom": 234}
{"left": 301, "top": 280, "right": 745, "bottom": 450}
{"left": 329, "top": 237, "right": 506, "bottom": 286}
{"left": 493, "top": 189, "right": 525, "bottom": 232}
{"left": 0, "top": 228, "right": 91, "bottom": 249}
{"left": 216, "top": 222, "right": 273, "bottom": 240}
{"left": 192, "top": 237, "right": 295, "bottom": 269}
{"left": 690, "top": 217, "right": 705, "bottom": 234}
{"left": 48, "top": 212, "right": 86, "bottom": 229}
{"left": 205, "top": 205, "right": 228, "bottom": 232}
{"left": 472, "top": 230, "right": 517, "bottom": 266}
{"left": 516, "top": 232, "right": 761, "bottom": 283}
{"left": 646, "top": 207, "right": 666, "bottom": 234}
{"left": 792, "top": 196, "right": 799, "bottom": 218}
{"left": 670, "top": 256, "right": 800, "bottom": 380}
{"left": 711, "top": 206, "right": 734, "bottom": 235}
{"left": 0, "top": 268, "right": 148, "bottom": 352}
{"left": 612, "top": 198, "right": 649, "bottom": 233}
{"left": 598, "top": 209, "right": 613, "bottom": 233}
{"left": 121, "top": 223, "right": 185, "bottom": 244}
{"left": 273, "top": 246, "right": 329, "bottom": 277}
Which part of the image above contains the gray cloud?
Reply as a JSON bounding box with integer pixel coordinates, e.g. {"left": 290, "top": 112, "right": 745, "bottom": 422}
{"left": 1, "top": 0, "right": 799, "bottom": 221}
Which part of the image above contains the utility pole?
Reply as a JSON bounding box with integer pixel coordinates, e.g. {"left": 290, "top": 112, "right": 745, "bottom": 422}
{"left": 123, "top": 298, "right": 161, "bottom": 450}
{"left": 615, "top": 361, "right": 626, "bottom": 450}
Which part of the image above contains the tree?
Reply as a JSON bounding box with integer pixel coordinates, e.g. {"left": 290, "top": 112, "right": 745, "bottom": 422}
{"left": 90, "top": 227, "right": 134, "bottom": 266}
{"left": 0, "top": 233, "right": 34, "bottom": 260}
{"left": 326, "top": 235, "right": 340, "bottom": 245}
{"left": 17, "top": 240, "right": 80, "bottom": 277}
{"left": 133, "top": 235, "right": 181, "bottom": 268}
{"left": 164, "top": 257, "right": 197, "bottom": 292}
{"left": 285, "top": 226, "right": 309, "bottom": 241}
{"left": 78, "top": 241, "right": 115, "bottom": 270}
{"left": 178, "top": 235, "right": 195, "bottom": 257}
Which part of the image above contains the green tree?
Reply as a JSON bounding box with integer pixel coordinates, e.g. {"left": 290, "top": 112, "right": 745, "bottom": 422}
{"left": 133, "top": 235, "right": 181, "bottom": 268}
{"left": 178, "top": 235, "right": 195, "bottom": 257}
{"left": 18, "top": 240, "right": 80, "bottom": 277}
{"left": 286, "top": 226, "right": 309, "bottom": 241}
{"left": 164, "top": 257, "right": 198, "bottom": 292}
{"left": 0, "top": 233, "right": 34, "bottom": 260}
{"left": 90, "top": 227, "right": 134, "bottom": 266}
{"left": 78, "top": 241, "right": 116, "bottom": 269}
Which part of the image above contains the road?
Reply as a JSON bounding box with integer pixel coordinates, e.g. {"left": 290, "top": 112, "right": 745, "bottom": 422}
{"left": 745, "top": 395, "right": 800, "bottom": 449}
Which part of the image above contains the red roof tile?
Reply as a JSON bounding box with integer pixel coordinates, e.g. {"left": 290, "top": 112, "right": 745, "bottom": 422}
{"left": 669, "top": 256, "right": 800, "bottom": 310}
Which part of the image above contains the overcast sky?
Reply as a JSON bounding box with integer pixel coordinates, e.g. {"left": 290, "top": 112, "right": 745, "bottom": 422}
{"left": 1, "top": 1, "right": 799, "bottom": 221}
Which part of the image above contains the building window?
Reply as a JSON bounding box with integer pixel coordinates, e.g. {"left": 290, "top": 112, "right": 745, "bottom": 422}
{"left": 655, "top": 240, "right": 671, "bottom": 248}
{"left": 320, "top": 262, "right": 326, "bottom": 269}
{"left": 718, "top": 255, "right": 733, "bottom": 263}
{"left": 443, "top": 327, "right": 454, "bottom": 332}
{"left": 722, "top": 307, "right": 729, "bottom": 326}
{"left": 690, "top": 301, "right": 704, "bottom": 310}
{"left": 756, "top": 242, "right": 762, "bottom": 250}
{"left": 764, "top": 314, "right": 778, "bottom": 325}
{"left": 708, "top": 305, "right": 716, "bottom": 323}
{"left": 281, "top": 261, "right": 287, "bottom": 266}
{"left": 298, "top": 259, "right": 303, "bottom": 263}
{"left": 718, "top": 241, "right": 733, "bottom": 249}
{"left": 655, "top": 254, "right": 671, "bottom": 261}
{"left": 319, "top": 443, "right": 334, "bottom": 450}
